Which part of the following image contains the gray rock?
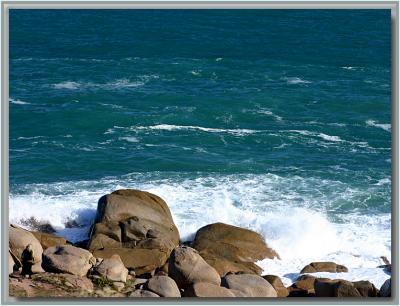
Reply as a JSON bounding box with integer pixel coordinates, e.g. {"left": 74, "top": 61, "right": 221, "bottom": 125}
{"left": 129, "top": 289, "right": 160, "bottom": 298}
{"left": 147, "top": 275, "right": 181, "bottom": 297}
{"left": 94, "top": 254, "right": 128, "bottom": 283}
{"left": 379, "top": 278, "right": 391, "bottom": 297}
{"left": 168, "top": 246, "right": 221, "bottom": 288}
{"left": 42, "top": 245, "right": 95, "bottom": 276}
{"left": 184, "top": 282, "right": 236, "bottom": 297}
{"left": 222, "top": 273, "right": 277, "bottom": 297}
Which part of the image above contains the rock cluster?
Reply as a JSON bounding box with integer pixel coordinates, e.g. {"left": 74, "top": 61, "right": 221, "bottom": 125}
{"left": 8, "top": 188, "right": 391, "bottom": 299}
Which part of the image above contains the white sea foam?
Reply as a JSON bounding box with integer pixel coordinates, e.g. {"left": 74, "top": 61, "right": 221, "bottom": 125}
{"left": 53, "top": 81, "right": 81, "bottom": 89}
{"left": 119, "top": 136, "right": 139, "bottom": 143}
{"left": 341, "top": 66, "right": 357, "bottom": 70}
{"left": 317, "top": 133, "right": 342, "bottom": 142}
{"left": 17, "top": 136, "right": 45, "bottom": 140}
{"left": 9, "top": 98, "right": 30, "bottom": 105}
{"left": 366, "top": 120, "right": 391, "bottom": 132}
{"left": 256, "top": 109, "right": 283, "bottom": 121}
{"left": 215, "top": 58, "right": 223, "bottom": 61}
{"left": 9, "top": 172, "right": 391, "bottom": 289}
{"left": 282, "top": 77, "right": 312, "bottom": 84}
{"left": 134, "top": 124, "right": 258, "bottom": 136}
{"left": 52, "top": 78, "right": 147, "bottom": 90}
{"left": 286, "top": 130, "right": 342, "bottom": 142}
{"left": 190, "top": 70, "right": 201, "bottom": 76}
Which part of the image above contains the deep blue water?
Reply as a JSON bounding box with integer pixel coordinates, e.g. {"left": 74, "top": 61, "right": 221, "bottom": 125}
{"left": 8, "top": 10, "right": 391, "bottom": 270}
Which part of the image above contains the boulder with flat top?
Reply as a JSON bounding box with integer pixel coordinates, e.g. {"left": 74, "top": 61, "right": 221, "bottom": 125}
{"left": 192, "top": 222, "right": 279, "bottom": 276}
{"left": 88, "top": 189, "right": 180, "bottom": 275}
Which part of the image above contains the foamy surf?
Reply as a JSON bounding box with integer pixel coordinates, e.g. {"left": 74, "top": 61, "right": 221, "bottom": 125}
{"left": 366, "top": 119, "right": 391, "bottom": 132}
{"left": 9, "top": 172, "right": 390, "bottom": 288}
{"left": 9, "top": 98, "right": 31, "bottom": 105}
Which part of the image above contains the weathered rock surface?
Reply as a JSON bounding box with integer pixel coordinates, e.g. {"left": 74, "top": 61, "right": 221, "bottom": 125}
{"left": 379, "top": 278, "right": 391, "bottom": 297}
{"left": 192, "top": 223, "right": 279, "bottom": 276}
{"left": 353, "top": 280, "right": 379, "bottom": 297}
{"left": 300, "top": 261, "right": 348, "bottom": 274}
{"left": 88, "top": 189, "right": 180, "bottom": 275}
{"left": 314, "top": 279, "right": 361, "bottom": 297}
{"left": 287, "top": 275, "right": 330, "bottom": 297}
{"left": 263, "top": 275, "right": 288, "bottom": 297}
{"left": 184, "top": 282, "right": 236, "bottom": 297}
{"left": 129, "top": 289, "right": 160, "bottom": 298}
{"left": 222, "top": 273, "right": 277, "bottom": 297}
{"left": 94, "top": 254, "right": 128, "bottom": 283}
{"left": 42, "top": 245, "right": 95, "bottom": 277}
{"left": 31, "top": 232, "right": 67, "bottom": 250}
{"left": 146, "top": 275, "right": 181, "bottom": 297}
{"left": 9, "top": 224, "right": 44, "bottom": 273}
{"left": 9, "top": 272, "right": 94, "bottom": 297}
{"left": 168, "top": 246, "right": 221, "bottom": 289}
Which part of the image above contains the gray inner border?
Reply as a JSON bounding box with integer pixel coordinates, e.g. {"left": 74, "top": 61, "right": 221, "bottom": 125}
{"left": 1, "top": 1, "right": 398, "bottom": 305}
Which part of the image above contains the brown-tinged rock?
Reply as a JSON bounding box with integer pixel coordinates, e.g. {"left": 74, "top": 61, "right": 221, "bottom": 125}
{"left": 146, "top": 275, "right": 180, "bottom": 297}
{"left": 9, "top": 224, "right": 44, "bottom": 273}
{"left": 192, "top": 222, "right": 279, "bottom": 276}
{"left": 222, "top": 273, "right": 277, "bottom": 297}
{"left": 42, "top": 245, "right": 95, "bottom": 276}
{"left": 168, "top": 246, "right": 221, "bottom": 289}
{"left": 300, "top": 261, "right": 348, "bottom": 274}
{"left": 31, "top": 232, "right": 67, "bottom": 250}
{"left": 184, "top": 282, "right": 236, "bottom": 297}
{"left": 263, "top": 275, "right": 288, "bottom": 297}
{"left": 94, "top": 254, "right": 128, "bottom": 283}
{"left": 88, "top": 189, "right": 179, "bottom": 275}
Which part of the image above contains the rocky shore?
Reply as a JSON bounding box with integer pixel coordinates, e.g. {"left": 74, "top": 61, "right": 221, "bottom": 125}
{"left": 9, "top": 189, "right": 391, "bottom": 298}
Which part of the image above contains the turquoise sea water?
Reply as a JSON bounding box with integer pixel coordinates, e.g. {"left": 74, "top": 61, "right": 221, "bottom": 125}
{"left": 9, "top": 9, "right": 391, "bottom": 285}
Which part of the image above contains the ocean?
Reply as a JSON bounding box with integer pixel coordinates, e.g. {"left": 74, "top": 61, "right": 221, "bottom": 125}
{"left": 9, "top": 9, "right": 391, "bottom": 287}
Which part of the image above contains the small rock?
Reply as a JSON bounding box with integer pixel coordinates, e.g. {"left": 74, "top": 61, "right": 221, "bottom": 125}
{"left": 147, "top": 275, "right": 180, "bottom": 297}
{"left": 353, "top": 280, "right": 378, "bottom": 297}
{"left": 168, "top": 246, "right": 221, "bottom": 288}
{"left": 314, "top": 279, "right": 361, "bottom": 297}
{"left": 263, "top": 275, "right": 288, "bottom": 297}
{"left": 129, "top": 289, "right": 160, "bottom": 297}
{"left": 133, "top": 278, "right": 148, "bottom": 288}
{"left": 113, "top": 281, "right": 125, "bottom": 292}
{"left": 300, "top": 262, "right": 348, "bottom": 274}
{"left": 42, "top": 245, "right": 95, "bottom": 276}
{"left": 184, "top": 282, "right": 236, "bottom": 297}
{"left": 222, "top": 273, "right": 277, "bottom": 297}
{"left": 379, "top": 278, "right": 391, "bottom": 297}
{"left": 94, "top": 254, "right": 128, "bottom": 283}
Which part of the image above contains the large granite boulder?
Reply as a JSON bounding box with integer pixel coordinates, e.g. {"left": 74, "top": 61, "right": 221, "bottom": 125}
{"left": 146, "top": 275, "right": 181, "bottom": 297}
{"left": 31, "top": 232, "right": 67, "bottom": 250}
{"left": 9, "top": 224, "right": 44, "bottom": 273}
{"left": 184, "top": 282, "right": 236, "bottom": 297}
{"left": 88, "top": 189, "right": 180, "bottom": 275}
{"left": 94, "top": 254, "right": 128, "bottom": 283}
{"left": 192, "top": 223, "right": 279, "bottom": 276}
{"left": 168, "top": 246, "right": 221, "bottom": 289}
{"left": 42, "top": 245, "right": 95, "bottom": 277}
{"left": 263, "top": 275, "right": 289, "bottom": 297}
{"left": 222, "top": 273, "right": 278, "bottom": 297}
{"left": 300, "top": 262, "right": 348, "bottom": 274}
